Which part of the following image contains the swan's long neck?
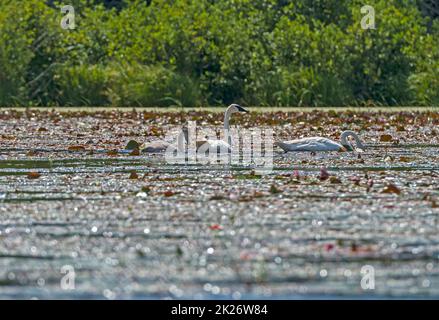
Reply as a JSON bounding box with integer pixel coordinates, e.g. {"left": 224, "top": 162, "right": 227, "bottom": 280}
{"left": 178, "top": 128, "right": 187, "bottom": 152}
{"left": 224, "top": 106, "right": 233, "bottom": 145}
{"left": 340, "top": 130, "right": 365, "bottom": 150}
{"left": 224, "top": 106, "right": 233, "bottom": 130}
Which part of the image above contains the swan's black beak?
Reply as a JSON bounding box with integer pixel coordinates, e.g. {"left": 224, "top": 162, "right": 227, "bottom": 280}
{"left": 236, "top": 105, "right": 249, "bottom": 113}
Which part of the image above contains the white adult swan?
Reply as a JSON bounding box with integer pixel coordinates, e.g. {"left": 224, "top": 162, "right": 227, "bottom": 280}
{"left": 275, "top": 130, "right": 365, "bottom": 152}
{"left": 190, "top": 104, "right": 248, "bottom": 152}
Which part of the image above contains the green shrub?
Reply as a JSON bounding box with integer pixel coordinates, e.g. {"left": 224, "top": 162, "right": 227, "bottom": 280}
{"left": 344, "top": 0, "right": 431, "bottom": 105}
{"left": 107, "top": 64, "right": 201, "bottom": 107}
{"left": 53, "top": 64, "right": 110, "bottom": 106}
{"left": 407, "top": 29, "right": 439, "bottom": 106}
{"left": 0, "top": 0, "right": 61, "bottom": 106}
{"left": 0, "top": 0, "right": 437, "bottom": 107}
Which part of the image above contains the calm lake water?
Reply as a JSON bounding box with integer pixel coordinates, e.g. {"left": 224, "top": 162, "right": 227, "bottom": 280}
{"left": 1, "top": 144, "right": 439, "bottom": 299}
{"left": 1, "top": 109, "right": 439, "bottom": 299}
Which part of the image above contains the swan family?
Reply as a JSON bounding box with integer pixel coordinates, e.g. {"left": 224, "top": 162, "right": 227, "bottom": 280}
{"left": 142, "top": 104, "right": 248, "bottom": 153}
{"left": 141, "top": 104, "right": 366, "bottom": 153}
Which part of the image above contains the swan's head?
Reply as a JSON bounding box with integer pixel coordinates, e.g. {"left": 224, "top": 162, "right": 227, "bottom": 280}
{"left": 340, "top": 130, "right": 365, "bottom": 152}
{"left": 228, "top": 104, "right": 249, "bottom": 114}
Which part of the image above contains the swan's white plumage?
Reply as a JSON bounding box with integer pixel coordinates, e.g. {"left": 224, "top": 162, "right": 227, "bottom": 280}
{"left": 197, "top": 139, "right": 231, "bottom": 152}
{"left": 276, "top": 130, "right": 364, "bottom": 152}
{"left": 276, "top": 137, "right": 344, "bottom": 152}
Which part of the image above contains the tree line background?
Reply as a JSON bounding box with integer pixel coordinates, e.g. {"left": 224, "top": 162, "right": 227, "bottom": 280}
{"left": 0, "top": 0, "right": 438, "bottom": 107}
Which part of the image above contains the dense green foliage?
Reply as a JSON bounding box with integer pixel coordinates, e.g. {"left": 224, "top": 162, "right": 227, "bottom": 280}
{"left": 0, "top": 0, "right": 437, "bottom": 107}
